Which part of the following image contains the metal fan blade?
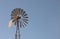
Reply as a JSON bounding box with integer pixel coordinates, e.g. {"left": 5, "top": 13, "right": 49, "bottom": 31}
{"left": 11, "top": 13, "right": 15, "bottom": 16}
{"left": 11, "top": 13, "right": 17, "bottom": 16}
{"left": 21, "top": 11, "right": 24, "bottom": 15}
{"left": 17, "top": 8, "right": 21, "bottom": 15}
{"left": 20, "top": 21, "right": 22, "bottom": 28}
{"left": 23, "top": 22, "right": 27, "bottom": 26}
{"left": 21, "top": 21, "right": 25, "bottom": 28}
{"left": 11, "top": 16, "right": 16, "bottom": 19}
{"left": 18, "top": 8, "right": 20, "bottom": 15}
{"left": 24, "top": 14, "right": 27, "bottom": 16}
{"left": 23, "top": 19, "right": 28, "bottom": 24}
{"left": 20, "top": 9, "right": 23, "bottom": 15}
{"left": 23, "top": 19, "right": 28, "bottom": 21}
{"left": 22, "top": 11, "right": 26, "bottom": 16}
{"left": 23, "top": 16, "right": 28, "bottom": 18}
{"left": 11, "top": 17, "right": 15, "bottom": 19}
{"left": 11, "top": 16, "right": 15, "bottom": 17}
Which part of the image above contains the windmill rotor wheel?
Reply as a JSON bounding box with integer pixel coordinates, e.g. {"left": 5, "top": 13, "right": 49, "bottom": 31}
{"left": 11, "top": 8, "right": 28, "bottom": 28}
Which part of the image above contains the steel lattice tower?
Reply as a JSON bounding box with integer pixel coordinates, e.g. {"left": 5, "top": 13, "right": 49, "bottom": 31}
{"left": 15, "top": 17, "right": 20, "bottom": 39}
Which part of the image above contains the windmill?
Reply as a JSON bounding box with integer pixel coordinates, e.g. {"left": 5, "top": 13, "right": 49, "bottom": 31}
{"left": 8, "top": 8, "right": 28, "bottom": 39}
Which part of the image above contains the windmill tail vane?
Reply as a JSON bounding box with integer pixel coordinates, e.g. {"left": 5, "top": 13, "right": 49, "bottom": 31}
{"left": 8, "top": 20, "right": 13, "bottom": 28}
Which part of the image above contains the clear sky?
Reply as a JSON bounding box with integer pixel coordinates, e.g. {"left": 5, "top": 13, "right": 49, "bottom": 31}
{"left": 0, "top": 0, "right": 60, "bottom": 39}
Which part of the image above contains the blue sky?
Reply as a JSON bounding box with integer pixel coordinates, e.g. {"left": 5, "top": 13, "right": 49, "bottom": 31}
{"left": 0, "top": 0, "right": 60, "bottom": 39}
